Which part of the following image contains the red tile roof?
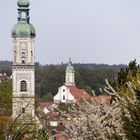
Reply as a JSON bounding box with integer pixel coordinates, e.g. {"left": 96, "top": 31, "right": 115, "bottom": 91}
{"left": 65, "top": 85, "right": 90, "bottom": 98}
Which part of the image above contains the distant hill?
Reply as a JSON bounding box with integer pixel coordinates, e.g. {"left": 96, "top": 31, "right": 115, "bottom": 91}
{"left": 0, "top": 61, "right": 127, "bottom": 97}
{"left": 0, "top": 61, "right": 12, "bottom": 76}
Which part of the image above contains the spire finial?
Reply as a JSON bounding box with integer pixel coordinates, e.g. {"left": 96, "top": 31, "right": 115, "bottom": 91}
{"left": 68, "top": 57, "right": 72, "bottom": 65}
{"left": 12, "top": 0, "right": 36, "bottom": 38}
{"left": 17, "top": 0, "right": 30, "bottom": 22}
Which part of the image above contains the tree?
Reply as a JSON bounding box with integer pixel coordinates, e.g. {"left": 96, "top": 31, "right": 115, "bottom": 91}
{"left": 0, "top": 79, "right": 12, "bottom": 115}
{"left": 58, "top": 74, "right": 140, "bottom": 140}
{"left": 0, "top": 107, "right": 49, "bottom": 140}
{"left": 58, "top": 80, "right": 125, "bottom": 140}
{"left": 117, "top": 59, "right": 138, "bottom": 86}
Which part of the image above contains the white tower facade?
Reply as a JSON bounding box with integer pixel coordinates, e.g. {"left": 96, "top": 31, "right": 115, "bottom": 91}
{"left": 65, "top": 58, "right": 75, "bottom": 86}
{"left": 11, "top": 0, "right": 36, "bottom": 120}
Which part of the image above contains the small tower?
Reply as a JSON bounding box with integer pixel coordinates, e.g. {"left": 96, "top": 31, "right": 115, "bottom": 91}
{"left": 11, "top": 0, "right": 36, "bottom": 121}
{"left": 65, "top": 58, "right": 75, "bottom": 86}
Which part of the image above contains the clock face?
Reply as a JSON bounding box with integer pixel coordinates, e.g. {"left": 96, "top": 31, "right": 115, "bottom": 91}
{"left": 20, "top": 43, "right": 27, "bottom": 50}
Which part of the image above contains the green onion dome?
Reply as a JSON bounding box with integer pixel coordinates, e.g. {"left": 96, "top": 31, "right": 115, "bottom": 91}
{"left": 17, "top": 0, "right": 30, "bottom": 7}
{"left": 12, "top": 21, "right": 36, "bottom": 38}
{"left": 66, "top": 61, "right": 74, "bottom": 73}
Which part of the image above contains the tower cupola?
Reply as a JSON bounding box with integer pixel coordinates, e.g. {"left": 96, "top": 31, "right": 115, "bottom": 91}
{"left": 66, "top": 58, "right": 74, "bottom": 73}
{"left": 12, "top": 0, "right": 36, "bottom": 38}
{"left": 65, "top": 58, "right": 75, "bottom": 86}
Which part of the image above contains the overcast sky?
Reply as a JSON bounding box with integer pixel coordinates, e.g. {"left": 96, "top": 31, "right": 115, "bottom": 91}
{"left": 1, "top": 0, "right": 140, "bottom": 65}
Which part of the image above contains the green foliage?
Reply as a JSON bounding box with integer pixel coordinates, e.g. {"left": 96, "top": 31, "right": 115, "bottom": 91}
{"left": 57, "top": 103, "right": 73, "bottom": 112}
{"left": 36, "top": 64, "right": 65, "bottom": 97}
{"left": 0, "top": 117, "right": 10, "bottom": 139}
{"left": 35, "top": 63, "right": 124, "bottom": 97}
{"left": 122, "top": 98, "right": 140, "bottom": 140}
{"left": 117, "top": 59, "right": 138, "bottom": 86}
{"left": 36, "top": 128, "right": 49, "bottom": 140}
{"left": 116, "top": 60, "right": 140, "bottom": 140}
{"left": 121, "top": 84, "right": 140, "bottom": 140}
{"left": 0, "top": 61, "right": 125, "bottom": 97}
{"left": 0, "top": 61, "right": 12, "bottom": 76}
{"left": 0, "top": 79, "right": 12, "bottom": 115}
{"left": 38, "top": 93, "right": 53, "bottom": 102}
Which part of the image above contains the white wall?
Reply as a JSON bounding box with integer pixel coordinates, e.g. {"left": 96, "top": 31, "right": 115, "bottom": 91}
{"left": 54, "top": 85, "right": 74, "bottom": 103}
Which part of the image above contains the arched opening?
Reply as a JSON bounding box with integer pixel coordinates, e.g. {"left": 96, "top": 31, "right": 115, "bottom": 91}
{"left": 20, "top": 80, "right": 27, "bottom": 92}
{"left": 21, "top": 57, "right": 26, "bottom": 64}
{"left": 14, "top": 51, "right": 16, "bottom": 62}
{"left": 21, "top": 51, "right": 25, "bottom": 55}
{"left": 21, "top": 12, "right": 26, "bottom": 19}
{"left": 22, "top": 108, "right": 25, "bottom": 113}
{"left": 31, "top": 51, "right": 33, "bottom": 56}
{"left": 31, "top": 51, "right": 33, "bottom": 62}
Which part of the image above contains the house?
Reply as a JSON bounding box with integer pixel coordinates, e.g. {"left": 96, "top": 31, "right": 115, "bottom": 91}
{"left": 54, "top": 85, "right": 90, "bottom": 103}
{"left": 54, "top": 58, "right": 90, "bottom": 103}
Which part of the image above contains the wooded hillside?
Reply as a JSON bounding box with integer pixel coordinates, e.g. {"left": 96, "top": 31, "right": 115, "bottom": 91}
{"left": 0, "top": 61, "right": 126, "bottom": 98}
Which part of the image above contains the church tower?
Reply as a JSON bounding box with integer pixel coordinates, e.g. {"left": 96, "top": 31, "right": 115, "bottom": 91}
{"left": 11, "top": 0, "right": 36, "bottom": 120}
{"left": 65, "top": 58, "right": 75, "bottom": 86}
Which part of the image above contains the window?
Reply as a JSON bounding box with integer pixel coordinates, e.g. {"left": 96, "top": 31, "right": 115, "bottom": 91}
{"left": 31, "top": 51, "right": 33, "bottom": 56}
{"left": 21, "top": 57, "right": 26, "bottom": 64}
{"left": 63, "top": 95, "right": 65, "bottom": 100}
{"left": 21, "top": 12, "right": 26, "bottom": 19}
{"left": 14, "top": 51, "right": 16, "bottom": 62}
{"left": 20, "top": 81, "right": 27, "bottom": 92}
{"left": 31, "top": 51, "right": 33, "bottom": 62}
{"left": 22, "top": 60, "right": 25, "bottom": 64}
{"left": 21, "top": 51, "right": 25, "bottom": 55}
{"left": 63, "top": 89, "right": 65, "bottom": 92}
{"left": 22, "top": 108, "right": 25, "bottom": 113}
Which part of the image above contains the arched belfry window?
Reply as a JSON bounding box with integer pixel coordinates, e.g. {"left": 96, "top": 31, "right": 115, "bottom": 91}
{"left": 20, "top": 81, "right": 27, "bottom": 92}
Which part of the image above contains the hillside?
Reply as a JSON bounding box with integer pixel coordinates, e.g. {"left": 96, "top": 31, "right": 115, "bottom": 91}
{"left": 0, "top": 61, "right": 127, "bottom": 98}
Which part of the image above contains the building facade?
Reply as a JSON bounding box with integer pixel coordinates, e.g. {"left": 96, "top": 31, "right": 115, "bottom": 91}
{"left": 11, "top": 0, "right": 36, "bottom": 120}
{"left": 54, "top": 59, "right": 90, "bottom": 103}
